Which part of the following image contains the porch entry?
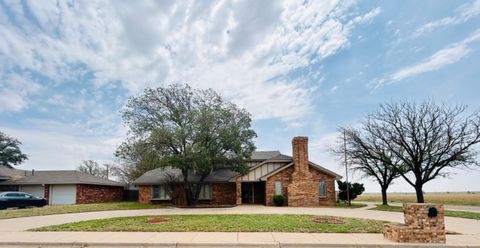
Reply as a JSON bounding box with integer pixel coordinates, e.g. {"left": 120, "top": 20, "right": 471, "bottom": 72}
{"left": 241, "top": 182, "right": 265, "bottom": 204}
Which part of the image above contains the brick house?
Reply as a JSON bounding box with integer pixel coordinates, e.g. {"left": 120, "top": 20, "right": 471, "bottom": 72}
{"left": 135, "top": 136, "right": 342, "bottom": 206}
{"left": 0, "top": 167, "right": 124, "bottom": 205}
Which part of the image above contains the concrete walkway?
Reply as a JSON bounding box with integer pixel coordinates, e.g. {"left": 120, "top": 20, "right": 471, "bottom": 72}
{"left": 0, "top": 205, "right": 479, "bottom": 247}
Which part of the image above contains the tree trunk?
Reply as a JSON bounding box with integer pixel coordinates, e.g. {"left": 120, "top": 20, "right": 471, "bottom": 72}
{"left": 415, "top": 183, "right": 424, "bottom": 203}
{"left": 381, "top": 186, "right": 388, "bottom": 205}
{"left": 182, "top": 169, "right": 193, "bottom": 206}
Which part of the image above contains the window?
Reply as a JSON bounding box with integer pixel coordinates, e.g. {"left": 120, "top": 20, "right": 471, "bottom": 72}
{"left": 152, "top": 185, "right": 171, "bottom": 200}
{"left": 318, "top": 181, "right": 326, "bottom": 197}
{"left": 4, "top": 193, "right": 18, "bottom": 197}
{"left": 275, "top": 181, "right": 283, "bottom": 196}
{"left": 198, "top": 184, "right": 212, "bottom": 200}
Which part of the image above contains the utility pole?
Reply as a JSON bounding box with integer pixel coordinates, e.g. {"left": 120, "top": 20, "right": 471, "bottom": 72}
{"left": 344, "top": 130, "right": 350, "bottom": 206}
{"left": 105, "top": 164, "right": 110, "bottom": 179}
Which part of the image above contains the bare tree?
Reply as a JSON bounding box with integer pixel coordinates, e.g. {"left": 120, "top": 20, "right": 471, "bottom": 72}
{"left": 77, "top": 160, "right": 108, "bottom": 178}
{"left": 365, "top": 101, "right": 480, "bottom": 203}
{"left": 333, "top": 127, "right": 401, "bottom": 205}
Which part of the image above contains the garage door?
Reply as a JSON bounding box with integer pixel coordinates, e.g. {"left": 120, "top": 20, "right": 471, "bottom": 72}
{"left": 50, "top": 185, "right": 76, "bottom": 205}
{"left": 19, "top": 185, "right": 45, "bottom": 198}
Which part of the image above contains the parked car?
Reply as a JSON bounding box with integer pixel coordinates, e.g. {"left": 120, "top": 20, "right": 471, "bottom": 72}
{"left": 0, "top": 192, "right": 47, "bottom": 210}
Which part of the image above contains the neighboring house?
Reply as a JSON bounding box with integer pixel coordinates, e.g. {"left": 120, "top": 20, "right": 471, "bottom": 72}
{"left": 135, "top": 136, "right": 342, "bottom": 207}
{"left": 0, "top": 167, "right": 124, "bottom": 205}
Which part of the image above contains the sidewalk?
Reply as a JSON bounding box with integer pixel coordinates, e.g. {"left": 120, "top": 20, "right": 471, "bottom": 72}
{"left": 0, "top": 232, "right": 479, "bottom": 247}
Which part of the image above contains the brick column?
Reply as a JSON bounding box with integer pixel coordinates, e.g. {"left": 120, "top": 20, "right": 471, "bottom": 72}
{"left": 236, "top": 177, "right": 242, "bottom": 205}
{"left": 44, "top": 185, "right": 50, "bottom": 205}
{"left": 384, "top": 203, "right": 446, "bottom": 243}
{"left": 138, "top": 185, "right": 152, "bottom": 204}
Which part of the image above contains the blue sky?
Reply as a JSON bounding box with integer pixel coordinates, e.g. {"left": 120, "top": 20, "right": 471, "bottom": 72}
{"left": 1, "top": 0, "right": 480, "bottom": 192}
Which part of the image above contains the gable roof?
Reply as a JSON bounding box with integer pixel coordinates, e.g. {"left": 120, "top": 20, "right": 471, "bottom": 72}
{"left": 258, "top": 161, "right": 342, "bottom": 180}
{"left": 135, "top": 150, "right": 341, "bottom": 185}
{"left": 0, "top": 170, "right": 124, "bottom": 187}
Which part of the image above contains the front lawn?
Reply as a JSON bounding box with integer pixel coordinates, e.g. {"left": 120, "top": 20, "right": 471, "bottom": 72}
{"left": 0, "top": 202, "right": 165, "bottom": 219}
{"left": 370, "top": 204, "right": 480, "bottom": 220}
{"left": 33, "top": 214, "right": 387, "bottom": 233}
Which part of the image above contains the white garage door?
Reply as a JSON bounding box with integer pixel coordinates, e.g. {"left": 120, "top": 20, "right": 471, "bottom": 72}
{"left": 50, "top": 185, "right": 76, "bottom": 205}
{"left": 19, "top": 185, "right": 45, "bottom": 198}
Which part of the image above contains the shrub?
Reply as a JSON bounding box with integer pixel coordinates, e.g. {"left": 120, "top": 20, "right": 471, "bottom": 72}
{"left": 273, "top": 195, "right": 285, "bottom": 206}
{"left": 337, "top": 180, "right": 365, "bottom": 203}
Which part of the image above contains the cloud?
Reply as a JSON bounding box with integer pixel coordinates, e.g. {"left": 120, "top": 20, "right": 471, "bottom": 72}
{"left": 413, "top": 0, "right": 480, "bottom": 37}
{"left": 371, "top": 29, "right": 480, "bottom": 88}
{"left": 0, "top": 122, "right": 127, "bottom": 170}
{"left": 0, "top": 0, "right": 380, "bottom": 122}
{"left": 0, "top": 71, "right": 42, "bottom": 112}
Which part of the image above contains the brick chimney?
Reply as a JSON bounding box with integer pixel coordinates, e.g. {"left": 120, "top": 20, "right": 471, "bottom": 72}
{"left": 288, "top": 136, "right": 318, "bottom": 207}
{"left": 292, "top": 136, "right": 309, "bottom": 175}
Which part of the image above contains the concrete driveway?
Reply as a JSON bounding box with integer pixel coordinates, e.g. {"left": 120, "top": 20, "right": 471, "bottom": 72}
{"left": 0, "top": 205, "right": 478, "bottom": 235}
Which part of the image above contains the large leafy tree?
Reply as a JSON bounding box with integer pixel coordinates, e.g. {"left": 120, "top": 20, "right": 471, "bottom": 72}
{"left": 333, "top": 127, "right": 401, "bottom": 205}
{"left": 116, "top": 84, "right": 257, "bottom": 205}
{"left": 0, "top": 131, "right": 28, "bottom": 168}
{"left": 365, "top": 101, "right": 480, "bottom": 203}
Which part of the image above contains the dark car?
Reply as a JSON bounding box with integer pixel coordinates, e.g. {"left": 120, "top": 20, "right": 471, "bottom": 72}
{"left": 0, "top": 192, "right": 47, "bottom": 210}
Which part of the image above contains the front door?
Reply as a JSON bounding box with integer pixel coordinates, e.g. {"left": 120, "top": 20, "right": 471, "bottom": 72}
{"left": 241, "top": 182, "right": 265, "bottom": 204}
{"left": 241, "top": 183, "right": 254, "bottom": 204}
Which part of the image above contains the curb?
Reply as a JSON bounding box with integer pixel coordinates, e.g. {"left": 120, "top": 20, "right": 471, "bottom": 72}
{"left": 0, "top": 242, "right": 478, "bottom": 248}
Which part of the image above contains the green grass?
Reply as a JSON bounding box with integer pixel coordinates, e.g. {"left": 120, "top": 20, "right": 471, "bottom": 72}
{"left": 33, "top": 214, "right": 387, "bottom": 233}
{"left": 0, "top": 202, "right": 165, "bottom": 219}
{"left": 335, "top": 202, "right": 367, "bottom": 208}
{"left": 370, "top": 204, "right": 480, "bottom": 220}
{"left": 356, "top": 193, "right": 480, "bottom": 206}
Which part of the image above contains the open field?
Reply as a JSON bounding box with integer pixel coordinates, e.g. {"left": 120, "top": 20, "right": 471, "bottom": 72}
{"left": 0, "top": 202, "right": 166, "bottom": 219}
{"left": 371, "top": 204, "right": 480, "bottom": 220}
{"left": 356, "top": 192, "right": 480, "bottom": 206}
{"left": 33, "top": 214, "right": 387, "bottom": 233}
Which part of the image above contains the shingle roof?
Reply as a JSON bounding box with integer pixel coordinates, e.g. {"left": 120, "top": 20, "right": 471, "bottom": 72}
{"left": 134, "top": 167, "right": 239, "bottom": 185}
{"left": 250, "top": 151, "right": 281, "bottom": 160}
{"left": 0, "top": 166, "right": 26, "bottom": 178}
{"left": 268, "top": 153, "right": 293, "bottom": 161}
{"left": 0, "top": 170, "right": 124, "bottom": 187}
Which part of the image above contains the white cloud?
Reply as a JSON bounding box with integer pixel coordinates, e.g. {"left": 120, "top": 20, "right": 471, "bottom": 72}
{"left": 0, "top": 123, "right": 127, "bottom": 170}
{"left": 413, "top": 0, "right": 480, "bottom": 37}
{"left": 0, "top": 0, "right": 380, "bottom": 122}
{"left": 371, "top": 29, "right": 480, "bottom": 88}
{"left": 0, "top": 71, "right": 42, "bottom": 112}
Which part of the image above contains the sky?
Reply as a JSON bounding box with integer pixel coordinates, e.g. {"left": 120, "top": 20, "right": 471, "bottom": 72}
{"left": 1, "top": 0, "right": 480, "bottom": 193}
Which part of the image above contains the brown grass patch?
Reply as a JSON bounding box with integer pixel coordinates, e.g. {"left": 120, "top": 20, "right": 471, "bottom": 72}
{"left": 146, "top": 217, "right": 169, "bottom": 224}
{"left": 312, "top": 216, "right": 345, "bottom": 224}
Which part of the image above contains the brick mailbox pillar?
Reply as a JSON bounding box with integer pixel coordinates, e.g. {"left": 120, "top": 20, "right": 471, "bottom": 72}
{"left": 383, "top": 203, "right": 446, "bottom": 243}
